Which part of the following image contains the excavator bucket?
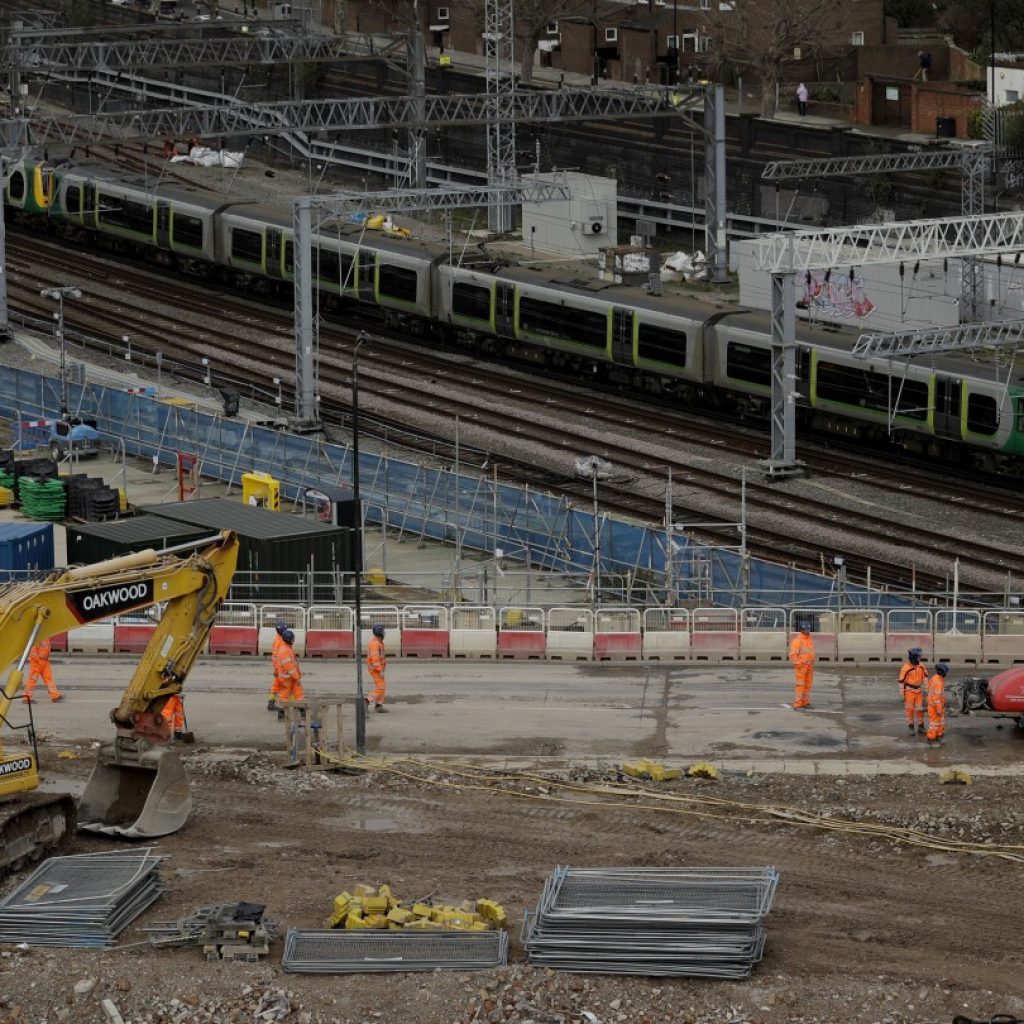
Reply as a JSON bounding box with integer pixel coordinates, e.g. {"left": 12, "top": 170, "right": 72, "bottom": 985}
{"left": 77, "top": 741, "right": 192, "bottom": 839}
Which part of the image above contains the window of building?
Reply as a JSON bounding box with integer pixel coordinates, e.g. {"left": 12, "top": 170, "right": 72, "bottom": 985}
{"left": 452, "top": 281, "right": 492, "bottom": 321}
{"left": 437, "top": 6, "right": 449, "bottom": 19}
{"left": 231, "top": 227, "right": 263, "bottom": 263}
{"left": 546, "top": 21, "right": 558, "bottom": 33}
{"left": 379, "top": 263, "right": 418, "bottom": 302}
{"left": 696, "top": 35, "right": 710, "bottom": 52}
{"left": 1007, "top": 90, "right": 1020, "bottom": 103}
{"left": 519, "top": 295, "right": 607, "bottom": 349}
{"left": 851, "top": 30, "right": 865, "bottom": 45}
{"left": 666, "top": 34, "right": 679, "bottom": 50}
{"left": 605, "top": 28, "right": 618, "bottom": 42}
{"left": 967, "top": 391, "right": 999, "bottom": 435}
{"left": 699, "top": 0, "right": 710, "bottom": 8}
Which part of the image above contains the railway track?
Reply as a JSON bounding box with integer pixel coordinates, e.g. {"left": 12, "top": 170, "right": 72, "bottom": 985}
{"left": 7, "top": 231, "right": 1022, "bottom": 597}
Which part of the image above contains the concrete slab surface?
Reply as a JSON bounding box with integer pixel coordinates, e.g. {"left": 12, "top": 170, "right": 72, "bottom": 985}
{"left": 12, "top": 659, "right": 1024, "bottom": 776}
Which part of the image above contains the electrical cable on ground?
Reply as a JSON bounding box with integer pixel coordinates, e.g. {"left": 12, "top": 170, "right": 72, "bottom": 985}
{"left": 307, "top": 749, "right": 1024, "bottom": 863}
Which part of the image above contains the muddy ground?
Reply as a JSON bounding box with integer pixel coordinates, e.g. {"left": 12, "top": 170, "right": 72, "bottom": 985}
{"left": 1, "top": 740, "right": 1022, "bottom": 1024}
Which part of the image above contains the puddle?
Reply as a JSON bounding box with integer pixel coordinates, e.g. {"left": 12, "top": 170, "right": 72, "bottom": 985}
{"left": 924, "top": 853, "right": 958, "bottom": 867}
{"left": 328, "top": 808, "right": 427, "bottom": 834}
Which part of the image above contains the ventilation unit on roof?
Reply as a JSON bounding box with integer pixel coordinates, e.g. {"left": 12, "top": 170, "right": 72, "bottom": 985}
{"left": 588, "top": 219, "right": 604, "bottom": 234}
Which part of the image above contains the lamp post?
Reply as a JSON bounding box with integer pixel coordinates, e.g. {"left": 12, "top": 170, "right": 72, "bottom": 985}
{"left": 575, "top": 455, "right": 613, "bottom": 609}
{"left": 39, "top": 285, "right": 82, "bottom": 419}
{"left": 351, "top": 330, "right": 369, "bottom": 754}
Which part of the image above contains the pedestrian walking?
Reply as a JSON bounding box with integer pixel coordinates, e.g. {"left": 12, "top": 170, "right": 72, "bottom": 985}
{"left": 23, "top": 637, "right": 63, "bottom": 703}
{"left": 898, "top": 647, "right": 928, "bottom": 735}
{"left": 789, "top": 621, "right": 816, "bottom": 709}
{"left": 796, "top": 82, "right": 809, "bottom": 117}
{"left": 914, "top": 50, "right": 931, "bottom": 81}
{"left": 267, "top": 619, "right": 288, "bottom": 711}
{"left": 367, "top": 623, "right": 388, "bottom": 713}
{"left": 926, "top": 662, "right": 948, "bottom": 746}
{"left": 274, "top": 629, "right": 303, "bottom": 719}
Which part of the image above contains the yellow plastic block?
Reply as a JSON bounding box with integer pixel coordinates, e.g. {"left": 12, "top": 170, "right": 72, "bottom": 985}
{"left": 411, "top": 903, "right": 433, "bottom": 918}
{"left": 364, "top": 895, "right": 388, "bottom": 913}
{"left": 345, "top": 913, "right": 369, "bottom": 929}
{"left": 622, "top": 758, "right": 681, "bottom": 782}
{"left": 353, "top": 884, "right": 375, "bottom": 897}
{"left": 365, "top": 914, "right": 389, "bottom": 929}
{"left": 476, "top": 900, "right": 507, "bottom": 926}
{"left": 940, "top": 769, "right": 972, "bottom": 785}
{"left": 379, "top": 884, "right": 393, "bottom": 900}
{"left": 387, "top": 908, "right": 413, "bottom": 926}
{"left": 687, "top": 762, "right": 719, "bottom": 780}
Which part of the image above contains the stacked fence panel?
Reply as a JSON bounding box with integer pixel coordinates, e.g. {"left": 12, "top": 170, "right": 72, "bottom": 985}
{"left": 282, "top": 929, "right": 508, "bottom": 973}
{"left": 525, "top": 866, "right": 778, "bottom": 978}
{"left": 0, "top": 850, "right": 167, "bottom": 947}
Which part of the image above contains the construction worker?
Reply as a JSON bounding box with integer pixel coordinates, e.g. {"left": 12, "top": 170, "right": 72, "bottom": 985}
{"left": 367, "top": 623, "right": 388, "bottom": 713}
{"left": 163, "top": 694, "right": 186, "bottom": 739}
{"left": 275, "top": 629, "right": 303, "bottom": 719}
{"left": 23, "top": 637, "right": 63, "bottom": 703}
{"left": 267, "top": 619, "right": 288, "bottom": 711}
{"left": 926, "top": 662, "right": 948, "bottom": 747}
{"left": 898, "top": 647, "right": 928, "bottom": 735}
{"left": 789, "top": 621, "right": 816, "bottom": 709}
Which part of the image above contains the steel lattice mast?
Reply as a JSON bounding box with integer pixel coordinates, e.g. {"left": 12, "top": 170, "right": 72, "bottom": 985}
{"left": 484, "top": 0, "right": 516, "bottom": 233}
{"left": 853, "top": 319, "right": 1024, "bottom": 359}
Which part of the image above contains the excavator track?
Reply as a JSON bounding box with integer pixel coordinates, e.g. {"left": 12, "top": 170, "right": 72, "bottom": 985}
{"left": 0, "top": 793, "right": 77, "bottom": 880}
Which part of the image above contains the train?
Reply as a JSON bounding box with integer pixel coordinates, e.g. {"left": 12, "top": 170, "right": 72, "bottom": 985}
{"left": 6, "top": 156, "right": 1024, "bottom": 470}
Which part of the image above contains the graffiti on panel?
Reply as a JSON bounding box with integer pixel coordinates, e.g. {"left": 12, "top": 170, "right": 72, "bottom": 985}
{"left": 801, "top": 270, "right": 876, "bottom": 318}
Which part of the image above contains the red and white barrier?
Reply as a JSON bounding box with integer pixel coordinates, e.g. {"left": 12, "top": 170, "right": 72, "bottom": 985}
{"left": 498, "top": 607, "right": 546, "bottom": 659}
{"left": 208, "top": 602, "right": 259, "bottom": 656}
{"left": 691, "top": 608, "right": 739, "bottom": 661}
{"left": 593, "top": 607, "right": 641, "bottom": 661}
{"left": 305, "top": 605, "right": 355, "bottom": 658}
{"left": 401, "top": 605, "right": 449, "bottom": 658}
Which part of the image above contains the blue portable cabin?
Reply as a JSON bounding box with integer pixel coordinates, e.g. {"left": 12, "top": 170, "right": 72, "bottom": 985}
{"left": 0, "top": 522, "right": 55, "bottom": 580}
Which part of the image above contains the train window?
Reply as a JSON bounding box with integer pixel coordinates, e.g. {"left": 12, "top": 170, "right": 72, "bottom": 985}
{"left": 172, "top": 213, "right": 204, "bottom": 249}
{"left": 967, "top": 392, "right": 999, "bottom": 435}
{"left": 231, "top": 227, "right": 263, "bottom": 264}
{"left": 816, "top": 360, "right": 928, "bottom": 420}
{"left": 519, "top": 295, "right": 607, "bottom": 348}
{"left": 378, "top": 264, "right": 418, "bottom": 302}
{"left": 637, "top": 323, "right": 687, "bottom": 366}
{"left": 7, "top": 171, "right": 24, "bottom": 202}
{"left": 98, "top": 193, "right": 153, "bottom": 236}
{"left": 64, "top": 185, "right": 81, "bottom": 215}
{"left": 1017, "top": 397, "right": 1024, "bottom": 434}
{"left": 283, "top": 240, "right": 293, "bottom": 274}
{"left": 452, "top": 282, "right": 491, "bottom": 321}
{"left": 726, "top": 342, "right": 770, "bottom": 386}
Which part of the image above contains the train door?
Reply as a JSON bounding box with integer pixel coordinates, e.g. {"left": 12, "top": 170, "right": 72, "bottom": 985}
{"left": 156, "top": 201, "right": 170, "bottom": 249}
{"left": 83, "top": 181, "right": 97, "bottom": 228}
{"left": 356, "top": 249, "right": 376, "bottom": 300}
{"left": 934, "top": 376, "right": 962, "bottom": 438}
{"left": 266, "top": 228, "right": 281, "bottom": 279}
{"left": 495, "top": 281, "right": 515, "bottom": 338}
{"left": 611, "top": 308, "right": 632, "bottom": 365}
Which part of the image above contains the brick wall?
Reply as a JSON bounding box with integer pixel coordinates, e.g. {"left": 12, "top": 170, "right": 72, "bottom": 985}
{"left": 912, "top": 82, "right": 982, "bottom": 137}
{"left": 857, "top": 43, "right": 949, "bottom": 80}
{"left": 948, "top": 45, "right": 985, "bottom": 82}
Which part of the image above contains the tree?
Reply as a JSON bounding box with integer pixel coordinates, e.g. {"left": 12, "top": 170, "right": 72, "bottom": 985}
{"left": 698, "top": 0, "right": 855, "bottom": 117}
{"left": 450, "top": 0, "right": 592, "bottom": 85}
{"left": 940, "top": 0, "right": 1024, "bottom": 56}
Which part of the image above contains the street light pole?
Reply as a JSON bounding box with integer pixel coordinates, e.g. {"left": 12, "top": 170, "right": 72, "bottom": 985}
{"left": 351, "top": 330, "right": 369, "bottom": 754}
{"left": 39, "top": 285, "right": 82, "bottom": 419}
{"left": 591, "top": 462, "right": 600, "bottom": 607}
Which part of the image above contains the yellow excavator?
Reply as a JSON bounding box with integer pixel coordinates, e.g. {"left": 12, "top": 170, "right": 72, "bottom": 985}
{"left": 0, "top": 531, "right": 238, "bottom": 876}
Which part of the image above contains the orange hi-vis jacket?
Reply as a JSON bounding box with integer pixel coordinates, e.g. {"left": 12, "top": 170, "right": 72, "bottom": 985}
{"left": 788, "top": 633, "right": 815, "bottom": 666}
{"left": 368, "top": 636, "right": 387, "bottom": 676}
{"left": 29, "top": 638, "right": 51, "bottom": 664}
{"left": 898, "top": 661, "right": 927, "bottom": 694}
{"left": 276, "top": 647, "right": 301, "bottom": 687}
{"left": 926, "top": 672, "right": 945, "bottom": 712}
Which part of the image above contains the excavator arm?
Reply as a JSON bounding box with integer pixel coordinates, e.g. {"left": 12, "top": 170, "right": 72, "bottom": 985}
{"left": 0, "top": 531, "right": 238, "bottom": 848}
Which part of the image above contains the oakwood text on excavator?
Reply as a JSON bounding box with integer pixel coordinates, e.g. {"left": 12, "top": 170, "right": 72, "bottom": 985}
{"left": 0, "top": 530, "right": 239, "bottom": 877}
